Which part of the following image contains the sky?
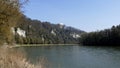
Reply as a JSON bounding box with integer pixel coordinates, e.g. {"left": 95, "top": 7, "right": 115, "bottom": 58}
{"left": 24, "top": 0, "right": 120, "bottom": 32}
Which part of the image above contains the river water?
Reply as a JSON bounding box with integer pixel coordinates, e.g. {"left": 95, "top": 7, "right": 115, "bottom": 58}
{"left": 19, "top": 45, "right": 120, "bottom": 68}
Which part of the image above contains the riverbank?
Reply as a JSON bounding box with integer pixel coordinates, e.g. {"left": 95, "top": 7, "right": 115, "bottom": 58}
{"left": 0, "top": 44, "right": 46, "bottom": 68}
{"left": 12, "top": 44, "right": 79, "bottom": 48}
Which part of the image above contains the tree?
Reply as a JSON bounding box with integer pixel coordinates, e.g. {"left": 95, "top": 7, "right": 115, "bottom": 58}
{"left": 0, "top": 0, "right": 28, "bottom": 45}
{"left": 80, "top": 25, "right": 120, "bottom": 46}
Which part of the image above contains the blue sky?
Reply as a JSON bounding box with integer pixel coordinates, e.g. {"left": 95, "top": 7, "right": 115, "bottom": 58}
{"left": 24, "top": 0, "right": 120, "bottom": 32}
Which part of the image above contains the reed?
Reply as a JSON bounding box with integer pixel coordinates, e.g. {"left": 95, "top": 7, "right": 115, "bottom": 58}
{"left": 0, "top": 45, "right": 46, "bottom": 68}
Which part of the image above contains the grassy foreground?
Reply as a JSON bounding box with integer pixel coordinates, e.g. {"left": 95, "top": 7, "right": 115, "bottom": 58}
{"left": 0, "top": 45, "right": 46, "bottom": 68}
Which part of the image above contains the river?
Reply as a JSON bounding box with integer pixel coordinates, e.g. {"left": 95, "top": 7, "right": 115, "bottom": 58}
{"left": 17, "top": 45, "right": 120, "bottom": 68}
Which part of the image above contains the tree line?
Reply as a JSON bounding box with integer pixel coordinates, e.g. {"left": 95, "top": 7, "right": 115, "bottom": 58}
{"left": 15, "top": 16, "right": 84, "bottom": 44}
{"left": 80, "top": 25, "right": 120, "bottom": 46}
{"left": 0, "top": 0, "right": 84, "bottom": 45}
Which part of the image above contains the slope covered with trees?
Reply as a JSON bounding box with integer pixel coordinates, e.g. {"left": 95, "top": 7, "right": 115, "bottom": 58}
{"left": 80, "top": 25, "right": 120, "bottom": 46}
{"left": 15, "top": 16, "right": 84, "bottom": 44}
{"left": 0, "top": 0, "right": 28, "bottom": 45}
{"left": 0, "top": 0, "right": 84, "bottom": 45}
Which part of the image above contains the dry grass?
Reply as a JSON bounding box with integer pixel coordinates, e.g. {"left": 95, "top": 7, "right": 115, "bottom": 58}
{"left": 0, "top": 45, "right": 46, "bottom": 68}
{"left": 35, "top": 57, "right": 52, "bottom": 68}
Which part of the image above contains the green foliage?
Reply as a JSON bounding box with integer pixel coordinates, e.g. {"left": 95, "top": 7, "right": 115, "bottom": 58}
{"left": 0, "top": 0, "right": 28, "bottom": 45}
{"left": 0, "top": 0, "right": 83, "bottom": 45}
{"left": 80, "top": 25, "right": 120, "bottom": 46}
{"left": 15, "top": 16, "right": 84, "bottom": 44}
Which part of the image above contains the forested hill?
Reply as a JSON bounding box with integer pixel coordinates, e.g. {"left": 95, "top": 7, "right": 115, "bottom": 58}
{"left": 14, "top": 15, "right": 85, "bottom": 44}
{"left": 80, "top": 25, "right": 120, "bottom": 46}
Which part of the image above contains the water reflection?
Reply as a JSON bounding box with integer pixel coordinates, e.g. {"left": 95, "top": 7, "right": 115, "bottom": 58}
{"left": 19, "top": 45, "right": 120, "bottom": 68}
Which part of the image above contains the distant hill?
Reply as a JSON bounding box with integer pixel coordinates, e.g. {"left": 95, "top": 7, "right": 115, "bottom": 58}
{"left": 14, "top": 15, "right": 85, "bottom": 44}
{"left": 80, "top": 25, "right": 120, "bottom": 46}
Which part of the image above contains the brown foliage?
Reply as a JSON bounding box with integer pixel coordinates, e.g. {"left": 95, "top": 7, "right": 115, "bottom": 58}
{"left": 0, "top": 0, "right": 23, "bottom": 44}
{"left": 0, "top": 46, "right": 47, "bottom": 68}
{"left": 0, "top": 46, "right": 33, "bottom": 68}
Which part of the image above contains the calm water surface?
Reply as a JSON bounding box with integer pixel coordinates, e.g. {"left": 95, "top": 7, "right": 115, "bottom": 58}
{"left": 19, "top": 45, "right": 120, "bottom": 68}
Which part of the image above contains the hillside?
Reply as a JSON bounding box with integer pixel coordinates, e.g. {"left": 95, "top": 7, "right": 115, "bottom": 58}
{"left": 0, "top": 0, "right": 22, "bottom": 45}
{"left": 14, "top": 15, "right": 85, "bottom": 44}
{"left": 80, "top": 25, "right": 120, "bottom": 46}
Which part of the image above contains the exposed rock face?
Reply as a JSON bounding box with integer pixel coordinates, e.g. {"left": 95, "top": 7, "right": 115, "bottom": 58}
{"left": 51, "top": 30, "right": 56, "bottom": 36}
{"left": 70, "top": 33, "right": 81, "bottom": 38}
{"left": 58, "top": 23, "right": 65, "bottom": 29}
{"left": 0, "top": 0, "right": 22, "bottom": 44}
{"left": 16, "top": 28, "right": 26, "bottom": 37}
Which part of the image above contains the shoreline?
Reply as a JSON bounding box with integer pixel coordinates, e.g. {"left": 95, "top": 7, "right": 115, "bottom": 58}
{"left": 11, "top": 44, "right": 79, "bottom": 48}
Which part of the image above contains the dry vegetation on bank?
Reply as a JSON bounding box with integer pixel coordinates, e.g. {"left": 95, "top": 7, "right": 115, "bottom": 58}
{"left": 0, "top": 45, "right": 47, "bottom": 68}
{"left": 0, "top": 0, "right": 49, "bottom": 68}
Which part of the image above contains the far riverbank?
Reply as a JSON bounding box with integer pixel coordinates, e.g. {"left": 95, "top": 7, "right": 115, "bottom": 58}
{"left": 12, "top": 44, "right": 79, "bottom": 48}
